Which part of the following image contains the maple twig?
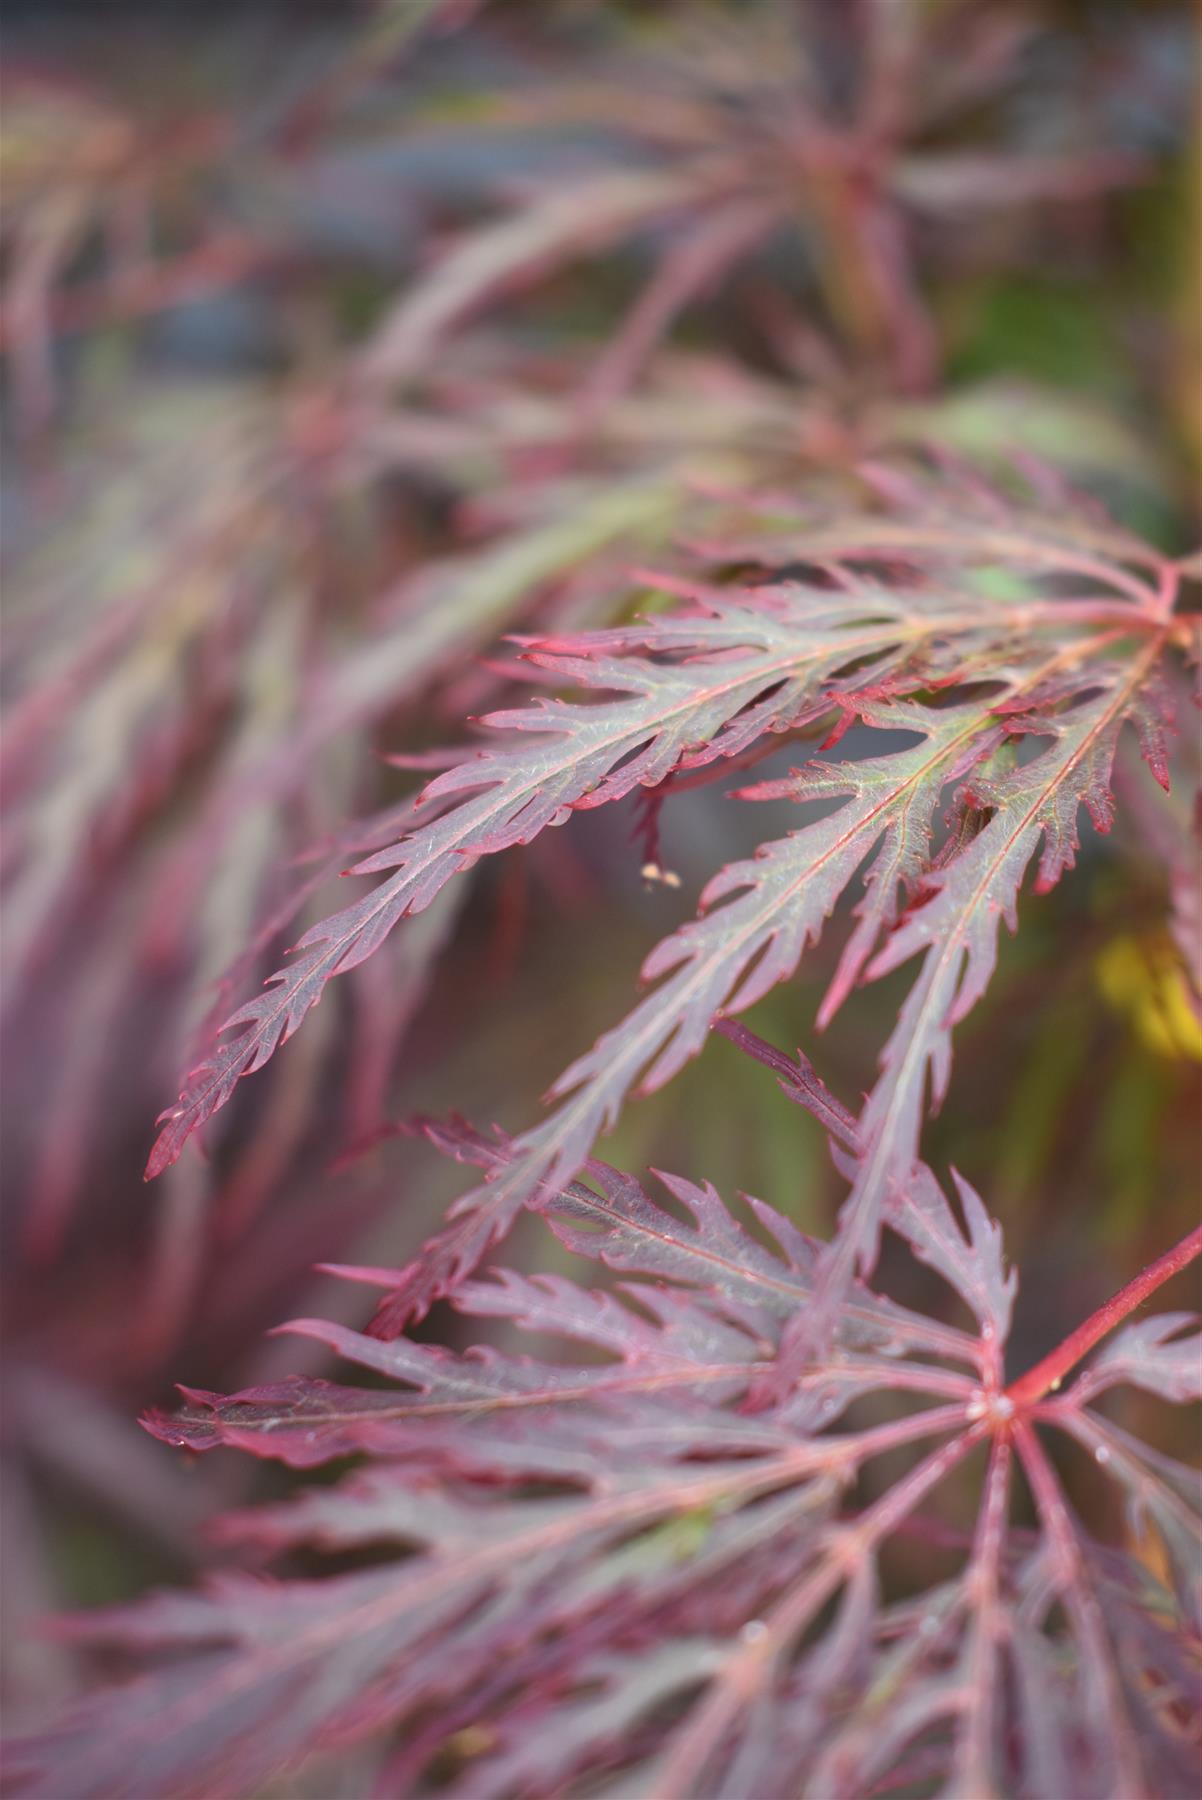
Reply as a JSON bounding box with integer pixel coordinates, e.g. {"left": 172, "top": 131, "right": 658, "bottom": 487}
{"left": 1005, "top": 1223, "right": 1202, "bottom": 1408}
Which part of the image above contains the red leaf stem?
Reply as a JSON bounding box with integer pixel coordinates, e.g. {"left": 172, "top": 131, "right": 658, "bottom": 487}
{"left": 1005, "top": 1223, "right": 1202, "bottom": 1409}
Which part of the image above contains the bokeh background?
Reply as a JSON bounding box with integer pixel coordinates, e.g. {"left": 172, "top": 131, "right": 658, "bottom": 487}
{"left": 2, "top": 0, "right": 1199, "bottom": 1729}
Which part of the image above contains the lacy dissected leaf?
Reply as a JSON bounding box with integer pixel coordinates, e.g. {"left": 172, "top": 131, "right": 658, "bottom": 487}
{"left": 358, "top": 676, "right": 1023, "bottom": 1334}
{"left": 759, "top": 638, "right": 1176, "bottom": 1392}
{"left": 148, "top": 482, "right": 1183, "bottom": 1352}
{"left": 145, "top": 571, "right": 955, "bottom": 1176}
{"left": 144, "top": 1131, "right": 978, "bottom": 1469}
{"left": 14, "top": 1108, "right": 1200, "bottom": 1800}
{"left": 374, "top": 636, "right": 1174, "bottom": 1337}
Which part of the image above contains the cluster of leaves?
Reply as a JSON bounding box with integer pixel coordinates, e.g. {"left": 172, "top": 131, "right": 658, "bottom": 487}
{"left": 148, "top": 466, "right": 1195, "bottom": 1353}
{"left": 0, "top": 0, "right": 1176, "bottom": 1343}
{"left": 2, "top": 2, "right": 1199, "bottom": 1795}
{"left": 10, "top": 1021, "right": 1201, "bottom": 1796}
{"left": 3, "top": 0, "right": 1181, "bottom": 1641}
{"left": 12, "top": 439, "right": 1201, "bottom": 1798}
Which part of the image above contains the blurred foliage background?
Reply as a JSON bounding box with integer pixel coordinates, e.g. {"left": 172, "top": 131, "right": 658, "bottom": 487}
{"left": 1, "top": 0, "right": 1198, "bottom": 1724}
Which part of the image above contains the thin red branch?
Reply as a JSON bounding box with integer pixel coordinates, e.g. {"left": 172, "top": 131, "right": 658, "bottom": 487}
{"left": 1005, "top": 1223, "right": 1202, "bottom": 1409}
